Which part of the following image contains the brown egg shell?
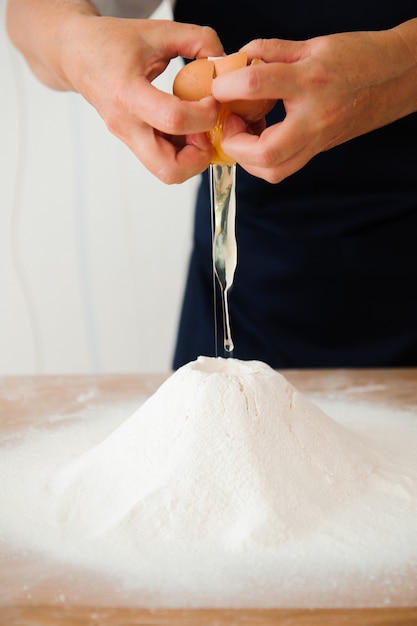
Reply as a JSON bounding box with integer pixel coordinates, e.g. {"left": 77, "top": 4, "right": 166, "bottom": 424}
{"left": 173, "top": 53, "right": 275, "bottom": 123}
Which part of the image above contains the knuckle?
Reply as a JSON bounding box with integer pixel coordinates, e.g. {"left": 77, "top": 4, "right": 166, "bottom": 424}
{"left": 104, "top": 112, "right": 122, "bottom": 137}
{"left": 156, "top": 166, "right": 184, "bottom": 185}
{"left": 245, "top": 67, "right": 262, "bottom": 96}
{"left": 305, "top": 61, "right": 329, "bottom": 91}
{"left": 254, "top": 145, "right": 277, "bottom": 169}
{"left": 101, "top": 87, "right": 130, "bottom": 137}
{"left": 160, "top": 107, "right": 186, "bottom": 134}
{"left": 267, "top": 171, "right": 284, "bottom": 184}
{"left": 201, "top": 25, "right": 220, "bottom": 44}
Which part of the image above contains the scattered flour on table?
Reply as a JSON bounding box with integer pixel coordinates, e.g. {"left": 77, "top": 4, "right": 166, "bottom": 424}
{"left": 0, "top": 356, "right": 416, "bottom": 608}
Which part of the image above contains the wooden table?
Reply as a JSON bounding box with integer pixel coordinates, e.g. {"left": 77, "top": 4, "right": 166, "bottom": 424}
{"left": 0, "top": 368, "right": 416, "bottom": 626}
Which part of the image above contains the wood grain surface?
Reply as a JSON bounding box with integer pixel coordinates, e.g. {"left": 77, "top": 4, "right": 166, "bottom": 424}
{"left": 1, "top": 605, "right": 417, "bottom": 625}
{"left": 0, "top": 369, "right": 416, "bottom": 625}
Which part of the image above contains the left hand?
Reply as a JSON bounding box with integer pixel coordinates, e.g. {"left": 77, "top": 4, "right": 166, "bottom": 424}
{"left": 211, "top": 23, "right": 417, "bottom": 183}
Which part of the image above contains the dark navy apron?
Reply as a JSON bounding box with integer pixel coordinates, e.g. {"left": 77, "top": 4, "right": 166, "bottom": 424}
{"left": 173, "top": 0, "right": 417, "bottom": 368}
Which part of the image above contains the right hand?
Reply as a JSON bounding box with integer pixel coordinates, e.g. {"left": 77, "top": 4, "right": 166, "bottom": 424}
{"left": 61, "top": 17, "right": 224, "bottom": 183}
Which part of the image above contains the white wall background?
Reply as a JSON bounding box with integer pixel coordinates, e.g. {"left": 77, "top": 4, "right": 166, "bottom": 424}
{"left": 0, "top": 0, "right": 198, "bottom": 375}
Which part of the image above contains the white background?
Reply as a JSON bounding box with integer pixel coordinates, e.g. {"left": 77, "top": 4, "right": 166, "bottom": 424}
{"left": 0, "top": 0, "right": 198, "bottom": 375}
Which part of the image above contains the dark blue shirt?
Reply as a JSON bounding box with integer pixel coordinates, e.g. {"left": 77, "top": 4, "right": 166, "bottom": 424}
{"left": 173, "top": 0, "right": 417, "bottom": 368}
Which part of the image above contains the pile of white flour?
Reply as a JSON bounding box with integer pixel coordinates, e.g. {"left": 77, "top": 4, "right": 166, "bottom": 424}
{"left": 0, "top": 356, "right": 416, "bottom": 607}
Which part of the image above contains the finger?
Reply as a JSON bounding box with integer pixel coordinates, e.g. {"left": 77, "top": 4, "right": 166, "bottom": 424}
{"left": 163, "top": 21, "right": 225, "bottom": 59}
{"left": 222, "top": 112, "right": 319, "bottom": 183}
{"left": 222, "top": 116, "right": 314, "bottom": 182}
{"left": 222, "top": 112, "right": 310, "bottom": 167}
{"left": 124, "top": 124, "right": 213, "bottom": 184}
{"left": 212, "top": 60, "right": 300, "bottom": 104}
{"left": 155, "top": 137, "right": 213, "bottom": 184}
{"left": 239, "top": 145, "right": 315, "bottom": 184}
{"left": 241, "top": 38, "right": 307, "bottom": 64}
{"left": 165, "top": 131, "right": 213, "bottom": 156}
{"left": 125, "top": 78, "right": 221, "bottom": 136}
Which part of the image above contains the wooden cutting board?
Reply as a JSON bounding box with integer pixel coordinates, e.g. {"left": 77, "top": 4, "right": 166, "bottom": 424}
{"left": 0, "top": 369, "right": 416, "bottom": 625}
{"left": 1, "top": 605, "right": 417, "bottom": 625}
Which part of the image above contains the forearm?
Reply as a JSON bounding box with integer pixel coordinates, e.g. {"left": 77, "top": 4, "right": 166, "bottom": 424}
{"left": 6, "top": 0, "right": 100, "bottom": 90}
{"left": 332, "top": 17, "right": 417, "bottom": 135}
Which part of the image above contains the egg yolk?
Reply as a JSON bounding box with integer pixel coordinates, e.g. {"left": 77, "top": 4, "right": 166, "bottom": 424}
{"left": 208, "top": 104, "right": 235, "bottom": 166}
{"left": 173, "top": 52, "right": 274, "bottom": 167}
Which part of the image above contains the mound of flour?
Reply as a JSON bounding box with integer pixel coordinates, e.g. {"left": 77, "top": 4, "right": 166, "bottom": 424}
{"left": 1, "top": 356, "right": 416, "bottom": 607}
{"left": 54, "top": 357, "right": 380, "bottom": 540}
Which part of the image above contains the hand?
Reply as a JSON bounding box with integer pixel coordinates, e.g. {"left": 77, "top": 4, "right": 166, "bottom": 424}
{"left": 211, "top": 22, "right": 417, "bottom": 183}
{"left": 6, "top": 0, "right": 224, "bottom": 183}
{"left": 63, "top": 17, "right": 224, "bottom": 183}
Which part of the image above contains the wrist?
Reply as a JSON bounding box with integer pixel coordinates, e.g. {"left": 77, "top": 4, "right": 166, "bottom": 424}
{"left": 6, "top": 0, "right": 100, "bottom": 91}
{"left": 388, "top": 18, "right": 417, "bottom": 116}
{"left": 58, "top": 10, "right": 102, "bottom": 93}
{"left": 46, "top": 4, "right": 101, "bottom": 91}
